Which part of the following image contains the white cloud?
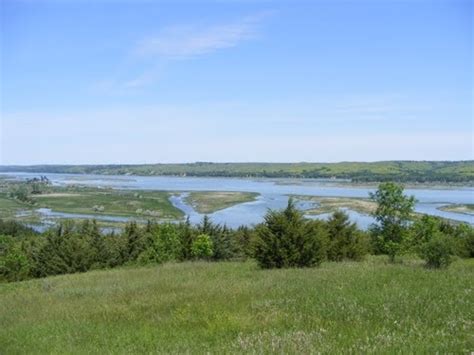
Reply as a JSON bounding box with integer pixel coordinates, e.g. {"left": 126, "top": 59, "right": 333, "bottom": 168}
{"left": 136, "top": 13, "right": 268, "bottom": 59}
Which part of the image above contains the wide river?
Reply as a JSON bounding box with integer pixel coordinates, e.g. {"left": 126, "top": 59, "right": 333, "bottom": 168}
{"left": 3, "top": 172, "right": 473, "bottom": 229}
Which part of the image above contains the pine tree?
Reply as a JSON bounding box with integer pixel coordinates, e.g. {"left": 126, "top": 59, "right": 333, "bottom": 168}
{"left": 255, "top": 198, "right": 327, "bottom": 268}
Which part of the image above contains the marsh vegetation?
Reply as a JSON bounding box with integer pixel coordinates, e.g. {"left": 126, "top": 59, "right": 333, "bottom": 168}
{"left": 185, "top": 191, "right": 259, "bottom": 214}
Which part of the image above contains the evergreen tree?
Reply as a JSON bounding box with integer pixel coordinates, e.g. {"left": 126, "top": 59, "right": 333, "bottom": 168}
{"left": 178, "top": 217, "right": 196, "bottom": 260}
{"left": 255, "top": 199, "right": 327, "bottom": 268}
{"left": 326, "top": 211, "right": 368, "bottom": 261}
{"left": 124, "top": 222, "right": 145, "bottom": 261}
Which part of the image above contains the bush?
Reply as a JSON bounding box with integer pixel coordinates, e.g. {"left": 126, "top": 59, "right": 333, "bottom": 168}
{"left": 234, "top": 226, "right": 257, "bottom": 259}
{"left": 198, "top": 216, "right": 237, "bottom": 260}
{"left": 418, "top": 232, "right": 453, "bottom": 268}
{"left": 0, "top": 219, "right": 37, "bottom": 238}
{"left": 450, "top": 224, "right": 474, "bottom": 258}
{"left": 326, "top": 211, "right": 368, "bottom": 261}
{"left": 124, "top": 222, "right": 146, "bottom": 261}
{"left": 137, "top": 223, "right": 182, "bottom": 264}
{"left": 178, "top": 218, "right": 196, "bottom": 260}
{"left": 255, "top": 199, "right": 327, "bottom": 269}
{"left": 0, "top": 235, "right": 31, "bottom": 282}
{"left": 191, "top": 234, "right": 213, "bottom": 259}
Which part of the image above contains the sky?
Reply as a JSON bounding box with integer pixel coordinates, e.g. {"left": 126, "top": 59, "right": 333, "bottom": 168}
{"left": 0, "top": 0, "right": 472, "bottom": 164}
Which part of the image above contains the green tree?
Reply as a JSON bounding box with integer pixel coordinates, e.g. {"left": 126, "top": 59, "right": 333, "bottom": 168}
{"left": 198, "top": 216, "right": 236, "bottom": 260}
{"left": 255, "top": 199, "right": 327, "bottom": 269}
{"left": 178, "top": 218, "right": 196, "bottom": 260}
{"left": 191, "top": 234, "right": 213, "bottom": 259}
{"left": 326, "top": 210, "right": 368, "bottom": 261}
{"left": 234, "top": 226, "right": 257, "bottom": 259}
{"left": 0, "top": 235, "right": 31, "bottom": 282}
{"left": 124, "top": 222, "right": 145, "bottom": 261}
{"left": 370, "top": 182, "right": 416, "bottom": 262}
{"left": 138, "top": 223, "right": 182, "bottom": 264}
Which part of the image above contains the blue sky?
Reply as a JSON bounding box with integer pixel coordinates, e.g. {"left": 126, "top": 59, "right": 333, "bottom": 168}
{"left": 1, "top": 0, "right": 472, "bottom": 164}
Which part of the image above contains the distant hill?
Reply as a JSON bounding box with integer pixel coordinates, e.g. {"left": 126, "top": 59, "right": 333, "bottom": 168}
{"left": 0, "top": 161, "right": 473, "bottom": 183}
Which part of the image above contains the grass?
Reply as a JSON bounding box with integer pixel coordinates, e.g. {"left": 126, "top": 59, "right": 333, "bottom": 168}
{"left": 293, "top": 195, "right": 377, "bottom": 215}
{"left": 439, "top": 204, "right": 474, "bottom": 216}
{"left": 0, "top": 185, "right": 185, "bottom": 229}
{"left": 0, "top": 256, "right": 472, "bottom": 353}
{"left": 0, "top": 194, "right": 33, "bottom": 219}
{"left": 185, "top": 191, "right": 259, "bottom": 214}
{"left": 29, "top": 187, "right": 183, "bottom": 220}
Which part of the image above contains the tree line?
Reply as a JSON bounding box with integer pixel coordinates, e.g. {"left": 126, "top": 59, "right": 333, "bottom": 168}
{"left": 1, "top": 161, "right": 472, "bottom": 183}
{"left": 1, "top": 183, "right": 473, "bottom": 282}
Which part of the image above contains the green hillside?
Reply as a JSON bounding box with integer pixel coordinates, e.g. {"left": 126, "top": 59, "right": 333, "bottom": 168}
{"left": 1, "top": 161, "right": 472, "bottom": 182}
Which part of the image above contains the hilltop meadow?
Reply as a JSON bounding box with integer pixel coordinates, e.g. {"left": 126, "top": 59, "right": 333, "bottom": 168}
{"left": 1, "top": 258, "right": 473, "bottom": 353}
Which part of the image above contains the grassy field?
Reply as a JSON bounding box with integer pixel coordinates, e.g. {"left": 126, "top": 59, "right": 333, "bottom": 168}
{"left": 0, "top": 186, "right": 184, "bottom": 223}
{"left": 0, "top": 257, "right": 472, "bottom": 353}
{"left": 185, "top": 191, "right": 259, "bottom": 214}
{"left": 440, "top": 204, "right": 474, "bottom": 216}
{"left": 0, "top": 193, "right": 33, "bottom": 220}
{"left": 31, "top": 188, "right": 183, "bottom": 219}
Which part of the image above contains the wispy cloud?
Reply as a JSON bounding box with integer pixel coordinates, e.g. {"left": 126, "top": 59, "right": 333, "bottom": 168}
{"left": 135, "top": 12, "right": 270, "bottom": 59}
{"left": 92, "top": 12, "right": 271, "bottom": 92}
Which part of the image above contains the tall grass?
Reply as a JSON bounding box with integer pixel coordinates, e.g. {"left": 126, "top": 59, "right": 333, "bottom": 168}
{"left": 1, "top": 256, "right": 472, "bottom": 353}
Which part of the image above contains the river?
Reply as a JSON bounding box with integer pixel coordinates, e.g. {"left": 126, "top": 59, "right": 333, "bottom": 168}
{"left": 2, "top": 172, "right": 473, "bottom": 229}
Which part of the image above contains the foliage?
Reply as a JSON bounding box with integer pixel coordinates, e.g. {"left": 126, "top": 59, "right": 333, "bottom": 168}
{"left": 198, "top": 216, "right": 236, "bottom": 260}
{"left": 0, "top": 235, "right": 31, "bottom": 282}
{"left": 326, "top": 210, "right": 369, "bottom": 261}
{"left": 0, "top": 194, "right": 472, "bottom": 282}
{"left": 408, "top": 215, "right": 462, "bottom": 268}
{"left": 125, "top": 222, "right": 146, "bottom": 261}
{"left": 370, "top": 182, "right": 416, "bottom": 261}
{"left": 418, "top": 232, "right": 454, "bottom": 268}
{"left": 0, "top": 219, "right": 37, "bottom": 238}
{"left": 191, "top": 234, "right": 214, "bottom": 259}
{"left": 137, "top": 223, "right": 182, "bottom": 264}
{"left": 178, "top": 217, "right": 196, "bottom": 260}
{"left": 255, "top": 199, "right": 328, "bottom": 268}
{"left": 233, "top": 226, "right": 257, "bottom": 259}
{"left": 8, "top": 185, "right": 30, "bottom": 203}
{"left": 2, "top": 160, "right": 473, "bottom": 182}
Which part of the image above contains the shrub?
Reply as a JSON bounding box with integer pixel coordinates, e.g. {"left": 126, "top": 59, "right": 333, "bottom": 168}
{"left": 0, "top": 235, "right": 31, "bottom": 282}
{"left": 191, "top": 234, "right": 213, "bottom": 259}
{"left": 255, "top": 199, "right": 327, "bottom": 269}
{"left": 124, "top": 222, "right": 146, "bottom": 261}
{"left": 137, "top": 223, "right": 182, "bottom": 264}
{"left": 418, "top": 232, "right": 453, "bottom": 268}
{"left": 326, "top": 211, "right": 368, "bottom": 261}
{"left": 178, "top": 218, "right": 196, "bottom": 260}
{"left": 450, "top": 224, "right": 474, "bottom": 258}
{"left": 234, "top": 226, "right": 257, "bottom": 259}
{"left": 198, "top": 216, "right": 237, "bottom": 260}
{"left": 0, "top": 219, "right": 37, "bottom": 238}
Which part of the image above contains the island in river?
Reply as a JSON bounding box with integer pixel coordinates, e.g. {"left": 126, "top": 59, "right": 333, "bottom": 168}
{"left": 0, "top": 172, "right": 472, "bottom": 230}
